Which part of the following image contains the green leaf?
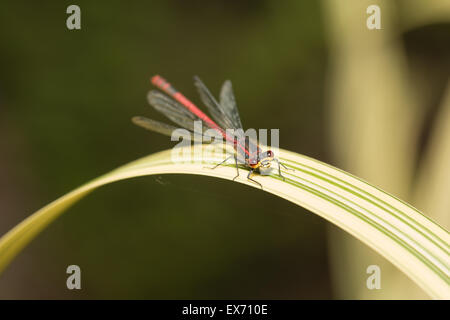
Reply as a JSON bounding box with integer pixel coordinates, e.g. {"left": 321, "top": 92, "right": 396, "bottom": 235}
{"left": 0, "top": 146, "right": 448, "bottom": 298}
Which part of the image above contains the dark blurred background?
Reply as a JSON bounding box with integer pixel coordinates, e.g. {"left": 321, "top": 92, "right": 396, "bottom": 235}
{"left": 0, "top": 1, "right": 448, "bottom": 299}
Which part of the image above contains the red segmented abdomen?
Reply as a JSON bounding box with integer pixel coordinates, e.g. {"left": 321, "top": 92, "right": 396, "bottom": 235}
{"left": 152, "top": 75, "right": 220, "bottom": 130}
{"left": 151, "top": 75, "right": 250, "bottom": 157}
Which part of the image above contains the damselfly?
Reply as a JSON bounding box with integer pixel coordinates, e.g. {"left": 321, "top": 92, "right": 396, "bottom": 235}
{"left": 132, "top": 75, "right": 292, "bottom": 188}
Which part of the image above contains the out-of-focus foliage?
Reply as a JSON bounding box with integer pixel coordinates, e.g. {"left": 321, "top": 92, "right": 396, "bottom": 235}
{"left": 323, "top": 0, "right": 450, "bottom": 299}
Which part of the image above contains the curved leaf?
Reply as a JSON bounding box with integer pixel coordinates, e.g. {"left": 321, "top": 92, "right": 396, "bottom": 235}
{"left": 0, "top": 146, "right": 448, "bottom": 298}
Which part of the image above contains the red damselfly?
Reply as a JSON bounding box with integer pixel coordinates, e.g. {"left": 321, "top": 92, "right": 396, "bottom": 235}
{"left": 132, "top": 75, "right": 292, "bottom": 188}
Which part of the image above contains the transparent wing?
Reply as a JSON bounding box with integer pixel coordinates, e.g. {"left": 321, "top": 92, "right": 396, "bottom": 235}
{"left": 132, "top": 116, "right": 185, "bottom": 137}
{"left": 193, "top": 76, "right": 237, "bottom": 130}
{"left": 132, "top": 116, "right": 220, "bottom": 144}
{"left": 147, "top": 90, "right": 208, "bottom": 133}
{"left": 220, "top": 80, "right": 243, "bottom": 130}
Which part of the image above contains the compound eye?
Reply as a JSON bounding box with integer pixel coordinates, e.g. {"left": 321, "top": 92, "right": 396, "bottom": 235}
{"left": 267, "top": 150, "right": 273, "bottom": 157}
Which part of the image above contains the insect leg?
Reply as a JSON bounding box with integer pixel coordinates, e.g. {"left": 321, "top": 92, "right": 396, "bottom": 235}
{"left": 275, "top": 158, "right": 285, "bottom": 181}
{"left": 208, "top": 155, "right": 234, "bottom": 170}
{"left": 206, "top": 153, "right": 240, "bottom": 181}
{"left": 273, "top": 158, "right": 293, "bottom": 181}
{"left": 279, "top": 161, "right": 294, "bottom": 171}
{"left": 231, "top": 153, "right": 240, "bottom": 181}
{"left": 247, "top": 169, "right": 263, "bottom": 189}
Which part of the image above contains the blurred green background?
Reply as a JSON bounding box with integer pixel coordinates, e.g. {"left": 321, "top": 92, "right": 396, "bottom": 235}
{"left": 0, "top": 1, "right": 448, "bottom": 299}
